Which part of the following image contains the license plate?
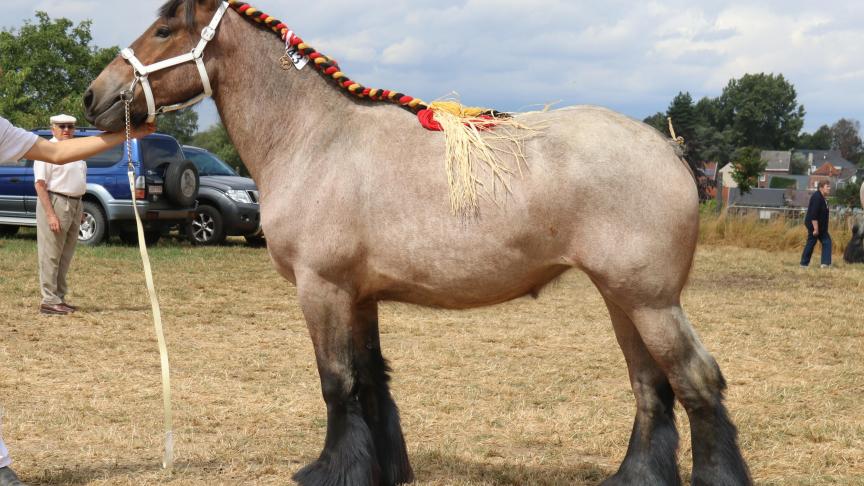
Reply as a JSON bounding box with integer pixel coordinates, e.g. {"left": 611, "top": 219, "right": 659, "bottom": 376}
{"left": 148, "top": 185, "right": 163, "bottom": 194}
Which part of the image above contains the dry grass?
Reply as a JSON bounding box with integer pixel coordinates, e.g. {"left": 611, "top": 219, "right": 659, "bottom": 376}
{"left": 699, "top": 209, "right": 856, "bottom": 255}
{"left": 1, "top": 226, "right": 863, "bottom": 485}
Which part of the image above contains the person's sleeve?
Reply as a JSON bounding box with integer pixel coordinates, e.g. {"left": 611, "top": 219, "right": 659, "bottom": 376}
{"left": 33, "top": 160, "right": 47, "bottom": 182}
{"left": 0, "top": 120, "right": 39, "bottom": 162}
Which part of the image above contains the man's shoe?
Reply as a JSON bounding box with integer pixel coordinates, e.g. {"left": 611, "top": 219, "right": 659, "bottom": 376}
{"left": 0, "top": 466, "right": 25, "bottom": 486}
{"left": 40, "top": 303, "right": 69, "bottom": 315}
{"left": 820, "top": 264, "right": 832, "bottom": 269}
{"left": 59, "top": 302, "right": 77, "bottom": 312}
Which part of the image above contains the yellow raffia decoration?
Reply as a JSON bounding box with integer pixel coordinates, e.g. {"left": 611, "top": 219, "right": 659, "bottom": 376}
{"left": 429, "top": 101, "right": 542, "bottom": 216}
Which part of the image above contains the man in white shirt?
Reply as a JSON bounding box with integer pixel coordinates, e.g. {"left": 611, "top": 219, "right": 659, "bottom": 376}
{"left": 0, "top": 114, "right": 155, "bottom": 486}
{"left": 34, "top": 115, "right": 87, "bottom": 315}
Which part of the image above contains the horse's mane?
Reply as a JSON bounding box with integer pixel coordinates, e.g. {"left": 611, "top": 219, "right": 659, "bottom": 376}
{"left": 159, "top": 0, "right": 221, "bottom": 32}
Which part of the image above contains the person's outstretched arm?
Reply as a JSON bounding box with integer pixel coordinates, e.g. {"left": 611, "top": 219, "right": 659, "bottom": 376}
{"left": 24, "top": 123, "right": 156, "bottom": 164}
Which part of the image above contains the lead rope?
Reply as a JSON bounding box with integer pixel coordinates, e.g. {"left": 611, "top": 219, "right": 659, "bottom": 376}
{"left": 122, "top": 91, "right": 174, "bottom": 471}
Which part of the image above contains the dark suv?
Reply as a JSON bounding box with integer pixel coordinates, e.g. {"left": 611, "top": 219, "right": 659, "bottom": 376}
{"left": 182, "top": 145, "right": 262, "bottom": 245}
{"left": 0, "top": 128, "right": 199, "bottom": 245}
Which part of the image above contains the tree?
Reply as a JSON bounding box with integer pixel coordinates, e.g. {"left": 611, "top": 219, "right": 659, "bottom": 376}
{"left": 717, "top": 73, "right": 805, "bottom": 150}
{"left": 833, "top": 178, "right": 862, "bottom": 208}
{"left": 159, "top": 109, "right": 199, "bottom": 145}
{"left": 191, "top": 123, "right": 248, "bottom": 175}
{"left": 830, "top": 118, "right": 862, "bottom": 162}
{"left": 643, "top": 112, "right": 667, "bottom": 134}
{"left": 796, "top": 124, "right": 832, "bottom": 149}
{"left": 693, "top": 96, "right": 736, "bottom": 165}
{"left": 666, "top": 92, "right": 700, "bottom": 157}
{"left": 0, "top": 12, "right": 118, "bottom": 128}
{"left": 730, "top": 146, "right": 766, "bottom": 194}
{"left": 789, "top": 152, "right": 809, "bottom": 175}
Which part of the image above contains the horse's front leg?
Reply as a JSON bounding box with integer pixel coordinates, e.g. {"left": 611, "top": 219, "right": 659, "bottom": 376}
{"left": 353, "top": 300, "right": 414, "bottom": 485}
{"left": 292, "top": 272, "right": 380, "bottom": 486}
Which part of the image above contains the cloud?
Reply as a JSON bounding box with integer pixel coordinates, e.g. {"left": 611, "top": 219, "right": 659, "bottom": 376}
{"left": 2, "top": 0, "right": 861, "bottom": 132}
{"left": 381, "top": 38, "right": 427, "bottom": 65}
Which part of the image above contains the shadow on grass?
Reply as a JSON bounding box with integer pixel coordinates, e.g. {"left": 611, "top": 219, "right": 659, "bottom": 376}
{"left": 412, "top": 450, "right": 611, "bottom": 485}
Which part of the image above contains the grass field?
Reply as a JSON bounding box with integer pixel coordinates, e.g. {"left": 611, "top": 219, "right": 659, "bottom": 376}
{"left": 1, "top": 224, "right": 863, "bottom": 485}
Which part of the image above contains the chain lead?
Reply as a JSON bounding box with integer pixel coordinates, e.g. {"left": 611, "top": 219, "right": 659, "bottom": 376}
{"left": 122, "top": 90, "right": 135, "bottom": 172}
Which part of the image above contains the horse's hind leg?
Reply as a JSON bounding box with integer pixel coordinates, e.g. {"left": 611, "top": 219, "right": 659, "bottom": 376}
{"left": 601, "top": 297, "right": 681, "bottom": 486}
{"left": 292, "top": 272, "right": 379, "bottom": 486}
{"left": 353, "top": 300, "right": 414, "bottom": 485}
{"left": 628, "top": 304, "right": 752, "bottom": 486}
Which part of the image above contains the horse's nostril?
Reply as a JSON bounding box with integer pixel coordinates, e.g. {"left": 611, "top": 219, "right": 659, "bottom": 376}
{"left": 83, "top": 88, "right": 94, "bottom": 110}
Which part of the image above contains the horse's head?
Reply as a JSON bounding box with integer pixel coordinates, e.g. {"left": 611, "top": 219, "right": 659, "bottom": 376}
{"left": 85, "top": 0, "right": 228, "bottom": 131}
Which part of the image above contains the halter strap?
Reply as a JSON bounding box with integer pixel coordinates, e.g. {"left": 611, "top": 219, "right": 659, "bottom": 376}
{"left": 121, "top": 1, "right": 229, "bottom": 122}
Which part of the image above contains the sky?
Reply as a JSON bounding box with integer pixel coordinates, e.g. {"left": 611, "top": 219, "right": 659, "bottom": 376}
{"left": 3, "top": 0, "right": 863, "bottom": 134}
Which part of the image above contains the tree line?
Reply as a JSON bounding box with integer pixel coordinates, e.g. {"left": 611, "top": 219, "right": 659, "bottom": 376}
{"left": 644, "top": 73, "right": 862, "bottom": 198}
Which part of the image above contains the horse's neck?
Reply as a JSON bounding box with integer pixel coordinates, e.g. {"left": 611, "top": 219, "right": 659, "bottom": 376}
{"left": 212, "top": 15, "right": 358, "bottom": 182}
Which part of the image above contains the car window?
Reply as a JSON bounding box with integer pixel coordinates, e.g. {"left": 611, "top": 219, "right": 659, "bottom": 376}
{"left": 0, "top": 157, "right": 27, "bottom": 167}
{"left": 140, "top": 137, "right": 184, "bottom": 169}
{"left": 186, "top": 150, "right": 236, "bottom": 176}
{"left": 83, "top": 144, "right": 124, "bottom": 168}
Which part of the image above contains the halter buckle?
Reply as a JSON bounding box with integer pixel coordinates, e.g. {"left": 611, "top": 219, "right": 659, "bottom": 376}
{"left": 201, "top": 26, "right": 216, "bottom": 41}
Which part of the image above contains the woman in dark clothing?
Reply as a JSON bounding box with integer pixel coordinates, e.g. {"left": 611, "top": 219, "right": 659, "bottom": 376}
{"left": 800, "top": 180, "right": 832, "bottom": 268}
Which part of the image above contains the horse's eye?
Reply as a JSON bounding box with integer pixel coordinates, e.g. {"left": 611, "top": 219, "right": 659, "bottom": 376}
{"left": 155, "top": 26, "right": 171, "bottom": 38}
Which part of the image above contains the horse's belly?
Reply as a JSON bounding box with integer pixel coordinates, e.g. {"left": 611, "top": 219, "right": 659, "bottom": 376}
{"left": 363, "top": 253, "right": 571, "bottom": 309}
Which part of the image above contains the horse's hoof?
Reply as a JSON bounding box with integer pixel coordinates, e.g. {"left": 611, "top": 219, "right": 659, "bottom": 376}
{"left": 293, "top": 457, "right": 378, "bottom": 486}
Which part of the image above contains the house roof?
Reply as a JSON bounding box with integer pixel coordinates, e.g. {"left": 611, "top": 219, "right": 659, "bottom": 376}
{"left": 702, "top": 161, "right": 718, "bottom": 178}
{"left": 839, "top": 167, "right": 858, "bottom": 181}
{"left": 785, "top": 190, "right": 813, "bottom": 208}
{"left": 761, "top": 150, "right": 791, "bottom": 171}
{"left": 812, "top": 162, "right": 842, "bottom": 176}
{"left": 795, "top": 149, "right": 855, "bottom": 170}
{"left": 728, "top": 188, "right": 787, "bottom": 207}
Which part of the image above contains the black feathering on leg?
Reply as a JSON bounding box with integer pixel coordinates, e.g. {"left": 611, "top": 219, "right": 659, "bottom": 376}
{"left": 358, "top": 350, "right": 414, "bottom": 485}
{"left": 602, "top": 381, "right": 681, "bottom": 486}
{"left": 293, "top": 399, "right": 380, "bottom": 486}
{"left": 688, "top": 373, "right": 751, "bottom": 486}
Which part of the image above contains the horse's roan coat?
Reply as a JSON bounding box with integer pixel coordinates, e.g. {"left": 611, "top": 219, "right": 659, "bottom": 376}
{"left": 85, "top": 1, "right": 752, "bottom": 484}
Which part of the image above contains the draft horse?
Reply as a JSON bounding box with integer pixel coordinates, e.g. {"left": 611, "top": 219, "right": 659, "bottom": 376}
{"left": 84, "top": 1, "right": 752, "bottom": 484}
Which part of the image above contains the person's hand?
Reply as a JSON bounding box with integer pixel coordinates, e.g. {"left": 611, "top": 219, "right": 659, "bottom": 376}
{"left": 813, "top": 228, "right": 819, "bottom": 236}
{"left": 48, "top": 214, "right": 60, "bottom": 233}
{"left": 129, "top": 122, "right": 157, "bottom": 139}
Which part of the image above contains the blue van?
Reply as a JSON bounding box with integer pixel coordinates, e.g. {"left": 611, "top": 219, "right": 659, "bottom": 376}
{"left": 0, "top": 128, "right": 199, "bottom": 245}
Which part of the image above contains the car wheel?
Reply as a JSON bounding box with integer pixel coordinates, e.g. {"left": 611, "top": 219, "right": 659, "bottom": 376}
{"left": 79, "top": 201, "right": 108, "bottom": 246}
{"left": 187, "top": 204, "right": 225, "bottom": 245}
{"left": 119, "top": 229, "right": 162, "bottom": 246}
{"left": 0, "top": 225, "right": 19, "bottom": 237}
{"left": 164, "top": 160, "right": 199, "bottom": 207}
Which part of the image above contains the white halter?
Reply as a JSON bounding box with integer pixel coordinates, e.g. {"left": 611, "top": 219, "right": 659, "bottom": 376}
{"left": 120, "top": 1, "right": 229, "bottom": 123}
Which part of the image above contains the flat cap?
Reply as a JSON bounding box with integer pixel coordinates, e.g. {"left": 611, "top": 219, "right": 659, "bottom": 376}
{"left": 49, "top": 114, "right": 77, "bottom": 125}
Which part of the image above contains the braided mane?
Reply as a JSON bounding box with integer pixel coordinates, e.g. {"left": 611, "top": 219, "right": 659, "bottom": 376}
{"left": 224, "top": 0, "right": 431, "bottom": 113}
